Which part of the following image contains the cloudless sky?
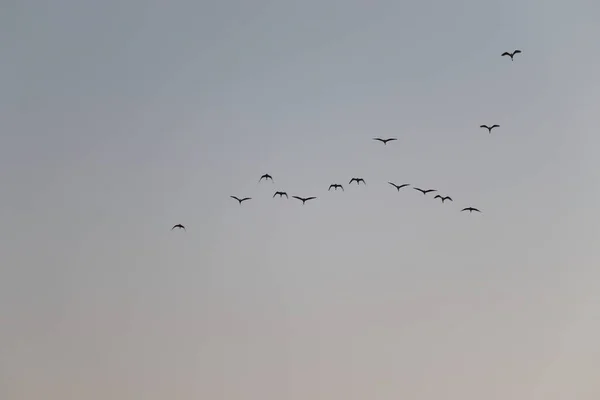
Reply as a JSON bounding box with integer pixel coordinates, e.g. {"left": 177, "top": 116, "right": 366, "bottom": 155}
{"left": 2, "top": 1, "right": 600, "bottom": 399}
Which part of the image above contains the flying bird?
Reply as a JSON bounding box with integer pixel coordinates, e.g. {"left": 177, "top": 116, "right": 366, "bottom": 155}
{"left": 231, "top": 196, "right": 251, "bottom": 205}
{"left": 389, "top": 182, "right": 410, "bottom": 191}
{"left": 501, "top": 50, "right": 522, "bottom": 61}
{"left": 434, "top": 195, "right": 453, "bottom": 203}
{"left": 273, "top": 191, "right": 288, "bottom": 198}
{"left": 461, "top": 207, "right": 481, "bottom": 213}
{"left": 292, "top": 196, "right": 316, "bottom": 205}
{"left": 373, "top": 138, "right": 397, "bottom": 145}
{"left": 349, "top": 178, "right": 366, "bottom": 185}
{"left": 414, "top": 187, "right": 437, "bottom": 195}
{"left": 259, "top": 174, "right": 273, "bottom": 182}
{"left": 171, "top": 224, "right": 186, "bottom": 231}
{"left": 480, "top": 124, "right": 500, "bottom": 133}
{"left": 328, "top": 184, "right": 344, "bottom": 191}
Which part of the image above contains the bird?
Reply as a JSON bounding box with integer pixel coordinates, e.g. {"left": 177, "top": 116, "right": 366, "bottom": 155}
{"left": 231, "top": 196, "right": 251, "bottom": 205}
{"left": 501, "top": 49, "right": 522, "bottom": 61}
{"left": 480, "top": 124, "right": 500, "bottom": 133}
{"left": 259, "top": 174, "right": 273, "bottom": 182}
{"left": 373, "top": 138, "right": 397, "bottom": 145}
{"left": 388, "top": 182, "right": 410, "bottom": 191}
{"left": 328, "top": 184, "right": 344, "bottom": 191}
{"left": 292, "top": 196, "right": 316, "bottom": 205}
{"left": 273, "top": 191, "right": 288, "bottom": 198}
{"left": 349, "top": 178, "right": 366, "bottom": 185}
{"left": 434, "top": 195, "right": 453, "bottom": 203}
{"left": 461, "top": 207, "right": 481, "bottom": 213}
{"left": 414, "top": 187, "right": 437, "bottom": 195}
{"left": 171, "top": 224, "right": 186, "bottom": 231}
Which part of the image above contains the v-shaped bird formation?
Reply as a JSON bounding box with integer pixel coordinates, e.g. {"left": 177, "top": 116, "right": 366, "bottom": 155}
{"left": 172, "top": 49, "right": 525, "bottom": 230}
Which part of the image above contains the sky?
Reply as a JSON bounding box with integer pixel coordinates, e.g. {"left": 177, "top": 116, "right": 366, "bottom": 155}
{"left": 1, "top": 0, "right": 600, "bottom": 399}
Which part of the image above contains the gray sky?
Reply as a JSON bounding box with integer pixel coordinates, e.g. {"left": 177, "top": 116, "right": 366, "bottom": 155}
{"left": 2, "top": 0, "right": 600, "bottom": 399}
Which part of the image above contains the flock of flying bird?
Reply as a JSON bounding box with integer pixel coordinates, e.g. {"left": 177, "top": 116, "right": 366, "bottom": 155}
{"left": 171, "top": 49, "right": 523, "bottom": 231}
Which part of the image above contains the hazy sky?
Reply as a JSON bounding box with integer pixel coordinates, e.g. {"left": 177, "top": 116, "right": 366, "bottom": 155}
{"left": 2, "top": 1, "right": 600, "bottom": 399}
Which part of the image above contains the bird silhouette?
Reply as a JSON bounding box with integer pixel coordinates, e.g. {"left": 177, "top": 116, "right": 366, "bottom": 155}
{"left": 328, "top": 184, "right": 344, "bottom": 191}
{"left": 349, "top": 178, "right": 366, "bottom": 185}
{"left": 273, "top": 191, "right": 288, "bottom": 198}
{"left": 414, "top": 187, "right": 436, "bottom": 195}
{"left": 373, "top": 138, "right": 397, "bottom": 145}
{"left": 388, "top": 182, "right": 410, "bottom": 191}
{"left": 171, "top": 224, "right": 186, "bottom": 231}
{"left": 434, "top": 195, "right": 453, "bottom": 203}
{"left": 292, "top": 196, "right": 316, "bottom": 205}
{"left": 259, "top": 174, "right": 273, "bottom": 182}
{"left": 501, "top": 50, "right": 522, "bottom": 61}
{"left": 480, "top": 124, "right": 500, "bottom": 133}
{"left": 461, "top": 207, "right": 481, "bottom": 213}
{"left": 231, "top": 196, "right": 251, "bottom": 205}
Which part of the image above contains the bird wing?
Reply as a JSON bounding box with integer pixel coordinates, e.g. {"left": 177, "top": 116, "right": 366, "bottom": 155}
{"left": 273, "top": 192, "right": 278, "bottom": 198}
{"left": 480, "top": 125, "right": 489, "bottom": 129}
{"left": 445, "top": 197, "right": 453, "bottom": 201}
{"left": 414, "top": 187, "right": 423, "bottom": 192}
{"left": 339, "top": 185, "right": 344, "bottom": 191}
{"left": 501, "top": 52, "right": 510, "bottom": 56}
{"left": 230, "top": 196, "right": 240, "bottom": 201}
{"left": 388, "top": 138, "right": 397, "bottom": 141}
{"left": 388, "top": 182, "right": 398, "bottom": 188}
{"left": 492, "top": 124, "right": 500, "bottom": 128}
{"left": 292, "top": 196, "right": 302, "bottom": 201}
{"left": 328, "top": 185, "right": 334, "bottom": 190}
{"left": 306, "top": 197, "right": 316, "bottom": 201}
{"left": 514, "top": 50, "right": 521, "bottom": 54}
{"left": 461, "top": 208, "right": 469, "bottom": 212}
{"left": 399, "top": 184, "right": 409, "bottom": 188}
{"left": 349, "top": 178, "right": 356, "bottom": 184}
{"left": 473, "top": 208, "right": 481, "bottom": 212}
{"left": 373, "top": 138, "right": 384, "bottom": 142}
{"left": 283, "top": 193, "right": 288, "bottom": 198}
{"left": 424, "top": 189, "right": 436, "bottom": 193}
{"left": 241, "top": 197, "right": 251, "bottom": 202}
{"left": 434, "top": 195, "right": 442, "bottom": 199}
{"left": 359, "top": 179, "right": 365, "bottom": 184}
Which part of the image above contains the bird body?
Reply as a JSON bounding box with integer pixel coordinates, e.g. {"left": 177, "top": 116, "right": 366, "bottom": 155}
{"left": 373, "top": 138, "right": 397, "bottom": 145}
{"left": 171, "top": 224, "right": 185, "bottom": 231}
{"left": 349, "top": 178, "right": 366, "bottom": 185}
{"left": 414, "top": 187, "right": 436, "bottom": 195}
{"left": 501, "top": 49, "right": 522, "bottom": 60}
{"left": 480, "top": 124, "right": 500, "bottom": 133}
{"left": 273, "top": 191, "right": 288, "bottom": 198}
{"left": 231, "top": 196, "right": 251, "bottom": 205}
{"left": 434, "top": 195, "right": 453, "bottom": 203}
{"left": 328, "top": 184, "right": 344, "bottom": 191}
{"left": 292, "top": 196, "right": 316, "bottom": 205}
{"left": 389, "top": 182, "right": 410, "bottom": 191}
{"left": 461, "top": 207, "right": 481, "bottom": 213}
{"left": 259, "top": 174, "right": 274, "bottom": 182}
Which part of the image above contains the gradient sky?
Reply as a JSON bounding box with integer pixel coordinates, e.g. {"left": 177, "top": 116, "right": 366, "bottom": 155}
{"left": 2, "top": 1, "right": 600, "bottom": 399}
